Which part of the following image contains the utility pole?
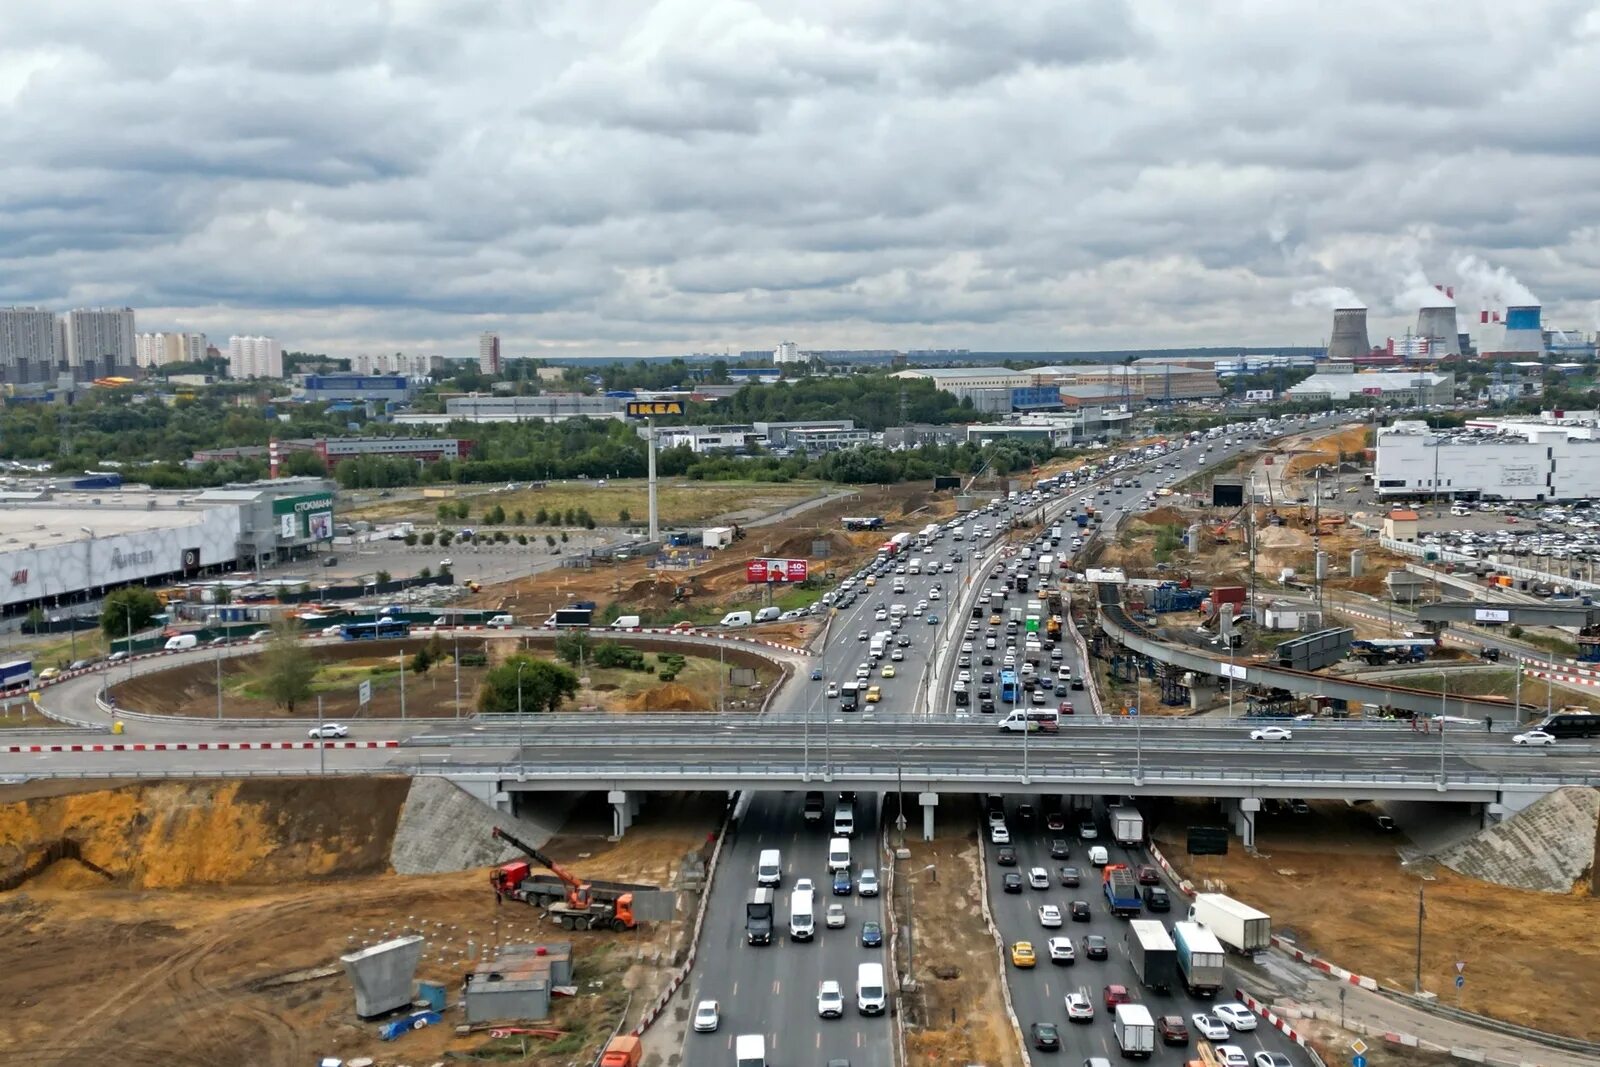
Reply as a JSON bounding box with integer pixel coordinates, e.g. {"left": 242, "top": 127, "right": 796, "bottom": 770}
{"left": 646, "top": 418, "right": 659, "bottom": 544}
{"left": 399, "top": 647, "right": 407, "bottom": 721}
{"left": 453, "top": 627, "right": 462, "bottom": 719}
{"left": 216, "top": 641, "right": 224, "bottom": 720}
{"left": 317, "top": 695, "right": 326, "bottom": 775}
{"left": 1414, "top": 886, "right": 1426, "bottom": 993}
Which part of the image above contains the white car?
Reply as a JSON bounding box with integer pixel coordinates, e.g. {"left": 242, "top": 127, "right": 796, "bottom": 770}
{"left": 856, "top": 664, "right": 872, "bottom": 679}
{"left": 817, "top": 980, "right": 844, "bottom": 1019}
{"left": 1191, "top": 1014, "right": 1230, "bottom": 1040}
{"left": 1217, "top": 1046, "right": 1250, "bottom": 1067}
{"left": 692, "top": 1000, "right": 720, "bottom": 1032}
{"left": 858, "top": 630, "right": 869, "bottom": 641}
{"left": 858, "top": 869, "right": 879, "bottom": 896}
{"left": 1254, "top": 1054, "right": 1294, "bottom": 1067}
{"left": 307, "top": 723, "right": 348, "bottom": 739}
{"left": 1512, "top": 730, "right": 1556, "bottom": 746}
{"left": 1037, "top": 904, "right": 1063, "bottom": 928}
{"left": 795, "top": 877, "right": 815, "bottom": 893}
{"left": 1027, "top": 867, "right": 1050, "bottom": 890}
{"left": 891, "top": 648, "right": 905, "bottom": 661}
{"left": 825, "top": 902, "right": 847, "bottom": 928}
{"left": 991, "top": 824, "right": 1011, "bottom": 844}
{"left": 928, "top": 588, "right": 941, "bottom": 600}
{"left": 1250, "top": 725, "right": 1293, "bottom": 742}
{"left": 1214, "top": 1004, "right": 1258, "bottom": 1032}
{"left": 826, "top": 683, "right": 840, "bottom": 698}
{"left": 439, "top": 557, "right": 453, "bottom": 567}
{"left": 1046, "top": 936, "right": 1076, "bottom": 963}
{"left": 1065, "top": 992, "right": 1095, "bottom": 1021}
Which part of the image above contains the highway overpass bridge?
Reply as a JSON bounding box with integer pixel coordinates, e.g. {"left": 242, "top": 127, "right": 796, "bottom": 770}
{"left": 1415, "top": 600, "right": 1600, "bottom": 629}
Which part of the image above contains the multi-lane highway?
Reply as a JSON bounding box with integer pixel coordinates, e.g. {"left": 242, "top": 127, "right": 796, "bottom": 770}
{"left": 984, "top": 795, "right": 1311, "bottom": 1067}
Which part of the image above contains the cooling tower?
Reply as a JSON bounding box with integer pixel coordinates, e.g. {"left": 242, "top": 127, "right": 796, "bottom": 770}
{"left": 1502, "top": 305, "right": 1544, "bottom": 354}
{"left": 1416, "top": 306, "right": 1461, "bottom": 357}
{"left": 1328, "top": 307, "right": 1371, "bottom": 361}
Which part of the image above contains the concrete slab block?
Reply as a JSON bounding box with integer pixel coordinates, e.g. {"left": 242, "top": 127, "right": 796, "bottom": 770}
{"left": 342, "top": 935, "right": 424, "bottom": 1018}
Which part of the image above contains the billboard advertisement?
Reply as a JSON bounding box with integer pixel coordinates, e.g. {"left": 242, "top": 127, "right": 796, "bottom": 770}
{"left": 1244, "top": 389, "right": 1275, "bottom": 402}
{"left": 745, "top": 558, "right": 809, "bottom": 583}
{"left": 272, "top": 492, "right": 335, "bottom": 541}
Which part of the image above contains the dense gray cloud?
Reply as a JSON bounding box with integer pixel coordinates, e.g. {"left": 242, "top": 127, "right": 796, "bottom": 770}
{"left": 2, "top": 0, "right": 1599, "bottom": 358}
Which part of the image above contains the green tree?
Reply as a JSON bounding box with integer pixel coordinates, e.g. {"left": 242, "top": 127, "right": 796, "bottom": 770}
{"left": 436, "top": 503, "right": 454, "bottom": 522}
{"left": 411, "top": 647, "right": 433, "bottom": 673}
{"left": 455, "top": 500, "right": 470, "bottom": 520}
{"left": 553, "top": 630, "right": 592, "bottom": 666}
{"left": 618, "top": 508, "right": 631, "bottom": 523}
{"left": 563, "top": 507, "right": 577, "bottom": 526}
{"left": 421, "top": 530, "right": 436, "bottom": 546}
{"left": 280, "top": 450, "right": 328, "bottom": 478}
{"left": 545, "top": 534, "right": 556, "bottom": 548}
{"left": 516, "top": 533, "right": 528, "bottom": 545}
{"left": 375, "top": 569, "right": 392, "bottom": 583}
{"left": 101, "top": 586, "right": 163, "bottom": 637}
{"left": 477, "top": 654, "right": 579, "bottom": 714}
{"left": 513, "top": 509, "right": 526, "bottom": 525}
{"left": 404, "top": 532, "right": 418, "bottom": 546}
{"left": 560, "top": 530, "right": 569, "bottom": 543}
{"left": 420, "top": 566, "right": 433, "bottom": 579}
{"left": 257, "top": 622, "right": 317, "bottom": 715}
{"left": 439, "top": 530, "right": 454, "bottom": 547}
{"left": 535, "top": 506, "right": 549, "bottom": 524}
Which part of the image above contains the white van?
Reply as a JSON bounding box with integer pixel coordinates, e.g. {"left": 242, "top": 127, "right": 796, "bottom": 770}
{"left": 827, "top": 836, "right": 851, "bottom": 872}
{"left": 164, "top": 634, "right": 198, "bottom": 651}
{"left": 1089, "top": 845, "right": 1109, "bottom": 867}
{"left": 754, "top": 606, "right": 781, "bottom": 623}
{"left": 856, "top": 962, "right": 886, "bottom": 1015}
{"left": 610, "top": 615, "right": 641, "bottom": 629}
{"left": 486, "top": 613, "right": 516, "bottom": 628}
{"left": 832, "top": 805, "right": 855, "bottom": 838}
{"left": 719, "top": 610, "right": 753, "bottom": 628}
{"left": 789, "top": 887, "right": 815, "bottom": 941}
{"left": 756, "top": 848, "right": 782, "bottom": 887}
{"left": 734, "top": 1033, "right": 766, "bottom": 1067}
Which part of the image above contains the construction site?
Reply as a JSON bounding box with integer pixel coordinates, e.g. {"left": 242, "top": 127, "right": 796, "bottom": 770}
{"left": 0, "top": 776, "right": 724, "bottom": 1066}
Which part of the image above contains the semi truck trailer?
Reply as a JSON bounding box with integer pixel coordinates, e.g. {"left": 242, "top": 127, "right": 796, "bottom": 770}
{"left": 1188, "top": 893, "right": 1271, "bottom": 955}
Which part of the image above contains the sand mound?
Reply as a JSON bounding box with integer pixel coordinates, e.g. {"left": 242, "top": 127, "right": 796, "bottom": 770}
{"left": 1257, "top": 526, "right": 1311, "bottom": 549}
{"left": 1435, "top": 786, "right": 1600, "bottom": 894}
{"left": 1139, "top": 506, "right": 1191, "bottom": 527}
{"left": 622, "top": 682, "right": 702, "bottom": 712}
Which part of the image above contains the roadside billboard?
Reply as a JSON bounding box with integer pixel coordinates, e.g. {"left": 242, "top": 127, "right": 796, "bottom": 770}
{"left": 745, "top": 558, "right": 809, "bottom": 583}
{"left": 1244, "top": 389, "right": 1275, "bottom": 402}
{"left": 272, "top": 492, "right": 335, "bottom": 541}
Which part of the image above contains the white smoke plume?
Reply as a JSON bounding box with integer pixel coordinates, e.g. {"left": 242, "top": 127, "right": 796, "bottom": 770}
{"left": 1454, "top": 254, "right": 1539, "bottom": 309}
{"left": 1292, "top": 286, "right": 1365, "bottom": 310}
{"left": 1395, "top": 268, "right": 1453, "bottom": 309}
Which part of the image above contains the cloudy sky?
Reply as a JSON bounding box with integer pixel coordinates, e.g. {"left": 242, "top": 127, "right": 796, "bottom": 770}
{"left": 3, "top": 0, "right": 1599, "bottom": 359}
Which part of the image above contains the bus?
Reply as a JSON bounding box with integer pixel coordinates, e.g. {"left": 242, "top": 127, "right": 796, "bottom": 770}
{"left": 340, "top": 619, "right": 411, "bottom": 641}
{"left": 999, "top": 669, "right": 1019, "bottom": 704}
{"left": 1528, "top": 710, "right": 1600, "bottom": 738}
{"left": 997, "top": 708, "right": 1059, "bottom": 732}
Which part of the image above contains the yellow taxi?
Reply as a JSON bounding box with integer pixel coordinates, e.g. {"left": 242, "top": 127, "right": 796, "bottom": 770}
{"left": 864, "top": 576, "right": 877, "bottom": 587}
{"left": 1010, "top": 941, "right": 1036, "bottom": 968}
{"left": 864, "top": 685, "right": 882, "bottom": 703}
{"left": 881, "top": 664, "right": 896, "bottom": 678}
{"left": 989, "top": 613, "right": 1003, "bottom": 625}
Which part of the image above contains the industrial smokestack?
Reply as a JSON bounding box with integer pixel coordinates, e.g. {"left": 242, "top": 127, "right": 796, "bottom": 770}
{"left": 1328, "top": 307, "right": 1371, "bottom": 361}
{"left": 1417, "top": 305, "right": 1461, "bottom": 357}
{"left": 1502, "top": 305, "right": 1544, "bottom": 354}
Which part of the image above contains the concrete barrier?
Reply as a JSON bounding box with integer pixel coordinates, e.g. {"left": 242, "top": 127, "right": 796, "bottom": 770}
{"left": 977, "top": 818, "right": 1034, "bottom": 1067}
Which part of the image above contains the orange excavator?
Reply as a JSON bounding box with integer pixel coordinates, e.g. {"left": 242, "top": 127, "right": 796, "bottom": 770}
{"left": 489, "top": 826, "right": 643, "bottom": 931}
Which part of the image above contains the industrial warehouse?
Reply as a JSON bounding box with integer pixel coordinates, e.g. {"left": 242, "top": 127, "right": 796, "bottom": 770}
{"left": 1374, "top": 419, "right": 1600, "bottom": 502}
{"left": 0, "top": 477, "right": 335, "bottom": 617}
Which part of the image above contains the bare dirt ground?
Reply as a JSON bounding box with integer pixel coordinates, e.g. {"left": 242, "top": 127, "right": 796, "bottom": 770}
{"left": 900, "top": 796, "right": 1024, "bottom": 1067}
{"left": 1153, "top": 798, "right": 1600, "bottom": 1041}
{"left": 0, "top": 778, "right": 721, "bottom": 1067}
{"left": 113, "top": 636, "right": 779, "bottom": 719}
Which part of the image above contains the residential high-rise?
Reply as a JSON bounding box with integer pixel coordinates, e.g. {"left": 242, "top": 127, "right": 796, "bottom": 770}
{"left": 227, "top": 335, "right": 284, "bottom": 379}
{"left": 62, "top": 307, "right": 136, "bottom": 378}
{"left": 478, "top": 332, "right": 501, "bottom": 375}
{"left": 350, "top": 351, "right": 446, "bottom": 377}
{"left": 135, "top": 331, "right": 208, "bottom": 368}
{"left": 773, "top": 341, "right": 804, "bottom": 364}
{"left": 0, "top": 306, "right": 62, "bottom": 384}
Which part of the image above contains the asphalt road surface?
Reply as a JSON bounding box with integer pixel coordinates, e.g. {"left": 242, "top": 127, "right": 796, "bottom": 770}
{"left": 681, "top": 791, "right": 895, "bottom": 1067}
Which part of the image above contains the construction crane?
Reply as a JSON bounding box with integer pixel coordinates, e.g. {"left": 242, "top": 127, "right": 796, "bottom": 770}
{"left": 488, "top": 826, "right": 644, "bottom": 931}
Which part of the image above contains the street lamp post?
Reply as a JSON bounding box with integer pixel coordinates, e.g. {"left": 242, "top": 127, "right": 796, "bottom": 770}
{"left": 516, "top": 660, "right": 527, "bottom": 763}
{"left": 453, "top": 627, "right": 462, "bottom": 719}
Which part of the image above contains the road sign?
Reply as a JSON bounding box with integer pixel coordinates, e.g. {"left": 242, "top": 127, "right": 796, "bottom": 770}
{"left": 358, "top": 680, "right": 372, "bottom": 706}
{"left": 1455, "top": 960, "right": 1465, "bottom": 973}
{"left": 1455, "top": 975, "right": 1465, "bottom": 989}
{"left": 1350, "top": 1039, "right": 1369, "bottom": 1056}
{"left": 1353, "top": 1056, "right": 1367, "bottom": 1067}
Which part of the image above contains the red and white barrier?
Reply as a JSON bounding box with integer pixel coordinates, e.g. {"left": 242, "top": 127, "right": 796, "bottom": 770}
{"left": 3, "top": 740, "right": 400, "bottom": 754}
{"left": 1270, "top": 937, "right": 1381, "bottom": 991}
{"left": 1234, "top": 988, "right": 1318, "bottom": 1047}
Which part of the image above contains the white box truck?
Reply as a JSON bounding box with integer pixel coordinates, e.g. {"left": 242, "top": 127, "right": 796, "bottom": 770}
{"left": 1188, "top": 893, "right": 1271, "bottom": 955}
{"left": 703, "top": 526, "right": 735, "bottom": 549}
{"left": 789, "top": 888, "right": 815, "bottom": 941}
{"left": 1113, "top": 1003, "right": 1155, "bottom": 1058}
{"left": 1108, "top": 804, "right": 1144, "bottom": 846}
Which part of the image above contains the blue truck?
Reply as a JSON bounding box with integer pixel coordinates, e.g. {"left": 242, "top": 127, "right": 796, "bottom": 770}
{"left": 1101, "top": 863, "right": 1142, "bottom": 917}
{"left": 1172, "top": 920, "right": 1226, "bottom": 998}
{"left": 0, "top": 659, "right": 33, "bottom": 694}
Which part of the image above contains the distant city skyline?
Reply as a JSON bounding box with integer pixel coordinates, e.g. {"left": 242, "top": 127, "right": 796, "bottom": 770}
{"left": 2, "top": 3, "right": 1597, "bottom": 359}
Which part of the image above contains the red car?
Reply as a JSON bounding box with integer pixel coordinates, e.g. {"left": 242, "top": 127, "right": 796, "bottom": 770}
{"left": 1057, "top": 701, "right": 1075, "bottom": 715}
{"left": 1104, "top": 984, "right": 1131, "bottom": 1010}
{"left": 1046, "top": 812, "right": 1066, "bottom": 832}
{"left": 1158, "top": 1016, "right": 1190, "bottom": 1045}
{"left": 1136, "top": 865, "right": 1161, "bottom": 885}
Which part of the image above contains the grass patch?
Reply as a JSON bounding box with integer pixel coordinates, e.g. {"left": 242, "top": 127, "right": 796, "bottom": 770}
{"left": 346, "top": 479, "right": 826, "bottom": 528}
{"left": 8, "top": 630, "right": 108, "bottom": 669}
{"left": 231, "top": 658, "right": 405, "bottom": 701}
{"left": 1378, "top": 666, "right": 1600, "bottom": 713}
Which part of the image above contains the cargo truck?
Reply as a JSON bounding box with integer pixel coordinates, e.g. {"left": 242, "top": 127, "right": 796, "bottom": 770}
{"left": 0, "top": 658, "right": 34, "bottom": 694}
{"left": 1114, "top": 1003, "right": 1156, "bottom": 1058}
{"left": 1108, "top": 804, "right": 1144, "bottom": 846}
{"left": 1188, "top": 893, "right": 1270, "bottom": 956}
{"left": 1128, "top": 919, "right": 1177, "bottom": 993}
{"left": 1102, "top": 863, "right": 1143, "bottom": 917}
{"left": 1172, "top": 920, "right": 1226, "bottom": 997}
{"left": 745, "top": 888, "right": 775, "bottom": 945}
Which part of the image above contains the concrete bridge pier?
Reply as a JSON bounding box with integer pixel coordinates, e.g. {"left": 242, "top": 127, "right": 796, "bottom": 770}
{"left": 1224, "top": 798, "right": 1259, "bottom": 849}
{"left": 919, "top": 792, "right": 938, "bottom": 842}
{"left": 609, "top": 790, "right": 639, "bottom": 838}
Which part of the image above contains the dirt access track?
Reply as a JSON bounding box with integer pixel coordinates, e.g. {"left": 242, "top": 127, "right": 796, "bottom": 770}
{"left": 0, "top": 778, "right": 722, "bottom": 1067}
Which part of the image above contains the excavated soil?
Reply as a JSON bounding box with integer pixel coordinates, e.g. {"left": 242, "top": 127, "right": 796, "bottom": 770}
{"left": 0, "top": 779, "right": 722, "bottom": 1067}
{"left": 1155, "top": 799, "right": 1600, "bottom": 1040}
